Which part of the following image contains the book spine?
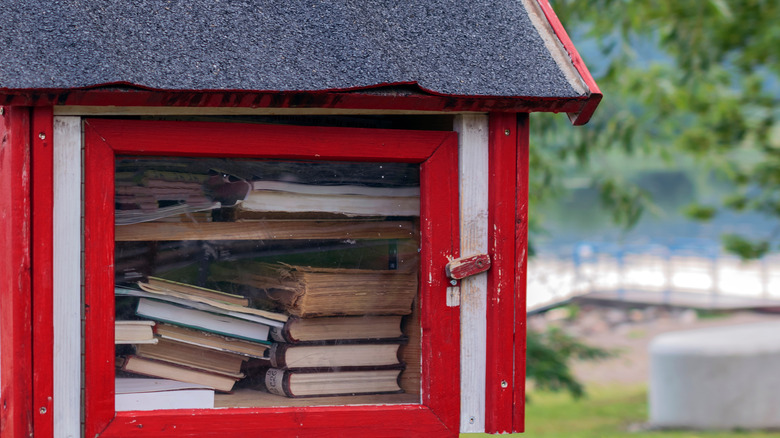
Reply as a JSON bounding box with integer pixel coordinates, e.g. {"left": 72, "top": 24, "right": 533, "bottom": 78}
{"left": 268, "top": 343, "right": 287, "bottom": 368}
{"left": 268, "top": 321, "right": 296, "bottom": 343}
{"left": 263, "top": 368, "right": 291, "bottom": 397}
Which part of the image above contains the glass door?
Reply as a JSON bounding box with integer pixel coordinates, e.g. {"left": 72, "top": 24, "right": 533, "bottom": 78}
{"left": 84, "top": 119, "right": 460, "bottom": 437}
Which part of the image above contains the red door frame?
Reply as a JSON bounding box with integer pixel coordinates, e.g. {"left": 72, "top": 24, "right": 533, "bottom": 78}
{"left": 82, "top": 119, "right": 461, "bottom": 437}
{"left": 483, "top": 112, "right": 529, "bottom": 434}
{"left": 0, "top": 107, "right": 34, "bottom": 438}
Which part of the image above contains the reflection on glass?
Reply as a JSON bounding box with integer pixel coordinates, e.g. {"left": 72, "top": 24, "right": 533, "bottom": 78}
{"left": 113, "top": 157, "right": 421, "bottom": 409}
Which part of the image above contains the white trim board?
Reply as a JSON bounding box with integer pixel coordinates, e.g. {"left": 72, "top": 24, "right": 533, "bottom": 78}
{"left": 53, "top": 106, "right": 483, "bottom": 117}
{"left": 53, "top": 116, "right": 82, "bottom": 438}
{"left": 454, "top": 114, "right": 489, "bottom": 433}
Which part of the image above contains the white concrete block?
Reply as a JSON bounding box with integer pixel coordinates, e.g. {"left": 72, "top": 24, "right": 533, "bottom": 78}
{"left": 650, "top": 321, "right": 780, "bottom": 430}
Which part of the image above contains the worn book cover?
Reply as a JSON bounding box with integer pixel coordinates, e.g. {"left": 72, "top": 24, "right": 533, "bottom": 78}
{"left": 210, "top": 263, "right": 417, "bottom": 317}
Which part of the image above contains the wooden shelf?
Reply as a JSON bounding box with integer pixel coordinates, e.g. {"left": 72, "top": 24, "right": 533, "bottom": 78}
{"left": 215, "top": 389, "right": 419, "bottom": 408}
{"left": 115, "top": 220, "right": 415, "bottom": 241}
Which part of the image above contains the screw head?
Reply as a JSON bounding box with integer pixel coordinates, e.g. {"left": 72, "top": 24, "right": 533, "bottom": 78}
{"left": 39, "top": 407, "right": 47, "bottom": 414}
{"left": 504, "top": 129, "right": 510, "bottom": 136}
{"left": 501, "top": 380, "right": 509, "bottom": 388}
{"left": 38, "top": 132, "right": 46, "bottom": 140}
{"left": 449, "top": 279, "right": 458, "bottom": 286}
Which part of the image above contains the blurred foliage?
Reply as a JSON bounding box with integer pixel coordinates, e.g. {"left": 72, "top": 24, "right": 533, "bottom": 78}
{"left": 526, "top": 326, "right": 614, "bottom": 400}
{"left": 530, "top": 0, "right": 780, "bottom": 259}
{"left": 682, "top": 203, "right": 717, "bottom": 222}
{"left": 722, "top": 233, "right": 770, "bottom": 260}
{"left": 526, "top": 1, "right": 778, "bottom": 402}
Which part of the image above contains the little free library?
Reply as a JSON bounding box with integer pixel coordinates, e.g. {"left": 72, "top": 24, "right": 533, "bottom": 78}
{"left": 0, "top": 1, "right": 600, "bottom": 437}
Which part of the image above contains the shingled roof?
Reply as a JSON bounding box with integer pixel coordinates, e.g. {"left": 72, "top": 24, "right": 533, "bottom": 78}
{"left": 0, "top": 0, "right": 599, "bottom": 119}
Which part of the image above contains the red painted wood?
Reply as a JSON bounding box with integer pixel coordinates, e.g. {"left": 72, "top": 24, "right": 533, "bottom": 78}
{"left": 445, "top": 253, "right": 491, "bottom": 280}
{"left": 419, "top": 133, "right": 460, "bottom": 431}
{"left": 85, "top": 119, "right": 450, "bottom": 162}
{"left": 32, "top": 106, "right": 54, "bottom": 438}
{"left": 84, "top": 126, "right": 118, "bottom": 438}
{"left": 84, "top": 120, "right": 461, "bottom": 437}
{"left": 513, "top": 114, "right": 530, "bottom": 432}
{"left": 0, "top": 106, "right": 33, "bottom": 438}
{"left": 484, "top": 112, "right": 518, "bottom": 433}
{"left": 535, "top": 0, "right": 603, "bottom": 125}
{"left": 101, "top": 406, "right": 448, "bottom": 438}
{"left": 1, "top": 87, "right": 592, "bottom": 115}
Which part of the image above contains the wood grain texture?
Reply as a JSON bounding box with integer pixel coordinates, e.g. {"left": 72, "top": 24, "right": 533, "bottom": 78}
{"left": 453, "top": 114, "right": 489, "bottom": 433}
{"left": 445, "top": 253, "right": 490, "bottom": 280}
{"left": 419, "top": 133, "right": 460, "bottom": 433}
{"left": 84, "top": 123, "right": 117, "bottom": 438}
{"left": 84, "top": 119, "right": 449, "bottom": 162}
{"left": 52, "top": 116, "right": 83, "bottom": 438}
{"left": 0, "top": 106, "right": 33, "bottom": 438}
{"left": 485, "top": 112, "right": 518, "bottom": 433}
{"left": 55, "top": 106, "right": 468, "bottom": 116}
{"left": 100, "top": 406, "right": 453, "bottom": 438}
{"left": 513, "top": 114, "right": 530, "bottom": 432}
{"left": 8, "top": 88, "right": 594, "bottom": 115}
{"left": 116, "top": 220, "right": 415, "bottom": 241}
{"left": 32, "top": 106, "right": 54, "bottom": 438}
{"left": 215, "top": 390, "right": 419, "bottom": 407}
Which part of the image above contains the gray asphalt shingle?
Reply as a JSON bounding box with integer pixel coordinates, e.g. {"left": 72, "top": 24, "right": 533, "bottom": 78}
{"left": 0, "top": 0, "right": 583, "bottom": 98}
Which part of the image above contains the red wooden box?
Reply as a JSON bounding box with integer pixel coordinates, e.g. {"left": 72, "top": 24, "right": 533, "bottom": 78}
{"left": 0, "top": 1, "right": 599, "bottom": 437}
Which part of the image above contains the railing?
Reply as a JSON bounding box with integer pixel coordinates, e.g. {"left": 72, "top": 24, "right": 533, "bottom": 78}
{"left": 528, "top": 239, "right": 780, "bottom": 312}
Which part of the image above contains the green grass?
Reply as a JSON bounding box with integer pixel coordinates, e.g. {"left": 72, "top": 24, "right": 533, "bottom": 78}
{"left": 461, "top": 385, "right": 779, "bottom": 438}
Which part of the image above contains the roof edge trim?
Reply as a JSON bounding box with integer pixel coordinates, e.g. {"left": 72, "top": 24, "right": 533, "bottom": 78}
{"left": 529, "top": 0, "right": 603, "bottom": 125}
{"left": 1, "top": 83, "right": 593, "bottom": 114}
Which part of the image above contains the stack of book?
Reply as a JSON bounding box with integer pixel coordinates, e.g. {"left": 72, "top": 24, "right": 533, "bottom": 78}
{"left": 114, "top": 168, "right": 219, "bottom": 225}
{"left": 114, "top": 277, "right": 287, "bottom": 393}
{"left": 114, "top": 163, "right": 250, "bottom": 225}
{"left": 214, "top": 262, "right": 417, "bottom": 398}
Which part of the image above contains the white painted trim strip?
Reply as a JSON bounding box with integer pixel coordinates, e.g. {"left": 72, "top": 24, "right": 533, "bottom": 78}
{"left": 454, "top": 115, "right": 489, "bottom": 433}
{"left": 53, "top": 106, "right": 481, "bottom": 117}
{"left": 53, "top": 116, "right": 82, "bottom": 438}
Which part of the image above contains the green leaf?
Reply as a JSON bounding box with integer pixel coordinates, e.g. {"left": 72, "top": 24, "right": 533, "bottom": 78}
{"left": 721, "top": 234, "right": 770, "bottom": 260}
{"left": 682, "top": 204, "right": 717, "bottom": 221}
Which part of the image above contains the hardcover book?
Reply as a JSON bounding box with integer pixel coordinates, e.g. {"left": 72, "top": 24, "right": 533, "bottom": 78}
{"left": 118, "top": 355, "right": 239, "bottom": 393}
{"left": 115, "top": 320, "right": 157, "bottom": 344}
{"left": 210, "top": 263, "right": 417, "bottom": 317}
{"left": 269, "top": 315, "right": 404, "bottom": 343}
{"left": 115, "top": 377, "right": 215, "bottom": 411}
{"left": 154, "top": 323, "right": 270, "bottom": 359}
{"left": 258, "top": 367, "right": 404, "bottom": 398}
{"left": 134, "top": 338, "right": 247, "bottom": 378}
{"left": 135, "top": 298, "right": 272, "bottom": 344}
{"left": 239, "top": 181, "right": 420, "bottom": 217}
{"left": 268, "top": 342, "right": 402, "bottom": 369}
{"left": 139, "top": 276, "right": 249, "bottom": 306}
